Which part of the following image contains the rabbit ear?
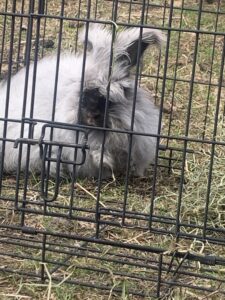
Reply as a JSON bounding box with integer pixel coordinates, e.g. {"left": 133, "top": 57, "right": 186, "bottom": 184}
{"left": 115, "top": 28, "right": 166, "bottom": 67}
{"left": 79, "top": 24, "right": 112, "bottom": 54}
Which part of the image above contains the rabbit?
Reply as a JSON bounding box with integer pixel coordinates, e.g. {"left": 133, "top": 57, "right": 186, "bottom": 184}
{"left": 0, "top": 24, "right": 164, "bottom": 179}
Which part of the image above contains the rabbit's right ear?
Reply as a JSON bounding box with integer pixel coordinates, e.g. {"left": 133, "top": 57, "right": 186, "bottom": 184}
{"left": 79, "top": 24, "right": 112, "bottom": 54}
{"left": 115, "top": 27, "right": 166, "bottom": 67}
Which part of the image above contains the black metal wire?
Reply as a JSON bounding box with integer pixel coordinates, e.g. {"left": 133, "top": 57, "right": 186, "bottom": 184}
{"left": 175, "top": 0, "right": 204, "bottom": 238}
{"left": 0, "top": 0, "right": 16, "bottom": 196}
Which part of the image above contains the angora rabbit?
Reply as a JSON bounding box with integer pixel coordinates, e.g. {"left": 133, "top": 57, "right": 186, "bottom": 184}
{"left": 0, "top": 25, "right": 164, "bottom": 179}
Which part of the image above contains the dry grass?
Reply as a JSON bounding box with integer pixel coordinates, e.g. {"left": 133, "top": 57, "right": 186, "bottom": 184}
{"left": 0, "top": 0, "right": 225, "bottom": 299}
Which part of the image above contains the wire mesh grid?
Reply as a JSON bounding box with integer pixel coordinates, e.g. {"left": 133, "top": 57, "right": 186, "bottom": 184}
{"left": 0, "top": 0, "right": 225, "bottom": 298}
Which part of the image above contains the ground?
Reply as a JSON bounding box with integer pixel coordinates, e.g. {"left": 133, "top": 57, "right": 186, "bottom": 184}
{"left": 0, "top": 0, "right": 225, "bottom": 299}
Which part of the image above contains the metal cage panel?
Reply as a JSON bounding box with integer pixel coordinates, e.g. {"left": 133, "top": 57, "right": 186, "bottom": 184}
{"left": 0, "top": 0, "right": 225, "bottom": 298}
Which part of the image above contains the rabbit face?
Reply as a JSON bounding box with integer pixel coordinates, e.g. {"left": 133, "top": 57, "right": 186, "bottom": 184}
{"left": 79, "top": 88, "right": 112, "bottom": 127}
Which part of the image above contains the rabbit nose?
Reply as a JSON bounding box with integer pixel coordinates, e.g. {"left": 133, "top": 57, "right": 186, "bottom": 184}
{"left": 86, "top": 117, "right": 97, "bottom": 126}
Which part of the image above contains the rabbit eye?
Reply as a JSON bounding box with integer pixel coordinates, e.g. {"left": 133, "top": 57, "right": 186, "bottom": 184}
{"left": 92, "top": 112, "right": 101, "bottom": 118}
{"left": 81, "top": 88, "right": 113, "bottom": 111}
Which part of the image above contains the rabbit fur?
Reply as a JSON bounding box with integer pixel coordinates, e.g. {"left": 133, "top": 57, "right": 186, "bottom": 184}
{"left": 0, "top": 24, "right": 164, "bottom": 179}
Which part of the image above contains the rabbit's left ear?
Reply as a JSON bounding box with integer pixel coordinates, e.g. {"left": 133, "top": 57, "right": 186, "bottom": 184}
{"left": 116, "top": 28, "right": 166, "bottom": 67}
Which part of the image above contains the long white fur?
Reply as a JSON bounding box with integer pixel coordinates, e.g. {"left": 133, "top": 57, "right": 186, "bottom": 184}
{"left": 0, "top": 25, "right": 164, "bottom": 178}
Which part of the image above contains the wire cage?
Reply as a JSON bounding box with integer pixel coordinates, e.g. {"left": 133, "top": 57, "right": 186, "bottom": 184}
{"left": 0, "top": 0, "right": 225, "bottom": 298}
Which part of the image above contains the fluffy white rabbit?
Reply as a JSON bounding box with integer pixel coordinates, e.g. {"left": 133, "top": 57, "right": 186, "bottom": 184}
{"left": 0, "top": 24, "right": 164, "bottom": 179}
